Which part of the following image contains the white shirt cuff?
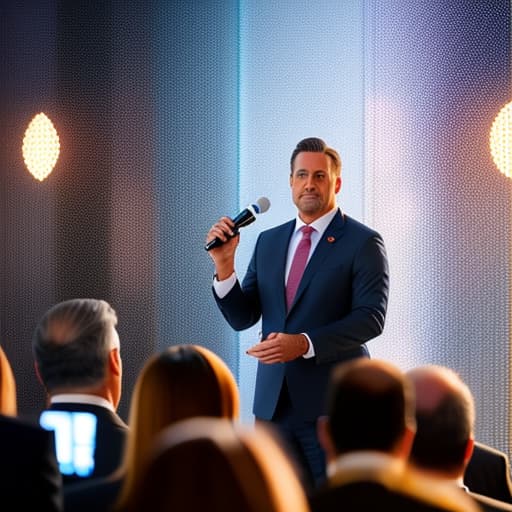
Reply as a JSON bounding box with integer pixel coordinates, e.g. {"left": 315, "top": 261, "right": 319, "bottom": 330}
{"left": 302, "top": 333, "right": 315, "bottom": 358}
{"left": 213, "top": 272, "right": 237, "bottom": 299}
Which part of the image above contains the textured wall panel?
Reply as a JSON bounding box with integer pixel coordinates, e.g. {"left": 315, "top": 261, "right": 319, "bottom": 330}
{"left": 1, "top": 1, "right": 59, "bottom": 419}
{"left": 2, "top": 1, "right": 512, "bottom": 456}
{"left": 153, "top": 0, "right": 240, "bottom": 382}
{"left": 366, "top": 0, "right": 512, "bottom": 455}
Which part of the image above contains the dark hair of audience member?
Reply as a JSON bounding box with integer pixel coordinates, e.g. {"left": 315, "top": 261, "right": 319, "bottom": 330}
{"left": 325, "top": 358, "right": 416, "bottom": 455}
{"left": 409, "top": 366, "right": 474, "bottom": 474}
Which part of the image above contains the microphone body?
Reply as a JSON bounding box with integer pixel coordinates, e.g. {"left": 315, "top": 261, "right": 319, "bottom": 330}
{"left": 205, "top": 197, "right": 270, "bottom": 251}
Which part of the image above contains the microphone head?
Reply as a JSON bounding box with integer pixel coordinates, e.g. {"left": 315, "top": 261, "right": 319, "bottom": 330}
{"left": 254, "top": 197, "right": 270, "bottom": 214}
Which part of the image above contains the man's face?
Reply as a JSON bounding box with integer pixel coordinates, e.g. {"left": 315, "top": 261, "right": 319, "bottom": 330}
{"left": 290, "top": 151, "right": 341, "bottom": 223}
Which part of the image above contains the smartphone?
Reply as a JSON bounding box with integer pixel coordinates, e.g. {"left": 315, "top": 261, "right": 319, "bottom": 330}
{"left": 40, "top": 410, "right": 97, "bottom": 477}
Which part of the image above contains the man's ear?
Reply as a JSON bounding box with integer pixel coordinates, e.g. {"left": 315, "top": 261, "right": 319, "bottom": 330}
{"left": 317, "top": 416, "right": 336, "bottom": 461}
{"left": 108, "top": 348, "right": 122, "bottom": 377}
{"left": 463, "top": 437, "right": 474, "bottom": 465}
{"left": 335, "top": 176, "right": 342, "bottom": 194}
{"left": 398, "top": 425, "right": 415, "bottom": 459}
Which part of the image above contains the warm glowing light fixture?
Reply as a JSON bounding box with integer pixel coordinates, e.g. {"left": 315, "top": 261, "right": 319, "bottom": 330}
{"left": 22, "top": 112, "right": 60, "bottom": 181}
{"left": 490, "top": 101, "right": 512, "bottom": 178}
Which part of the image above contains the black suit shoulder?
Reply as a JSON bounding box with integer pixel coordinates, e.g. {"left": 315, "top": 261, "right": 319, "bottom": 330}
{"left": 465, "top": 442, "right": 512, "bottom": 504}
{"left": 45, "top": 403, "right": 128, "bottom": 485}
{"left": 0, "top": 414, "right": 63, "bottom": 511}
{"left": 64, "top": 473, "right": 123, "bottom": 512}
{"left": 310, "top": 481, "right": 464, "bottom": 512}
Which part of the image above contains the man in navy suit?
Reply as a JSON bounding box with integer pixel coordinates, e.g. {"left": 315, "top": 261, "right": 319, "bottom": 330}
{"left": 33, "top": 298, "right": 128, "bottom": 487}
{"left": 206, "top": 137, "right": 389, "bottom": 488}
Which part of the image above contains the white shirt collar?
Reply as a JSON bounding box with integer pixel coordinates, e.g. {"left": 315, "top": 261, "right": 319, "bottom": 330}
{"left": 50, "top": 393, "right": 115, "bottom": 413}
{"left": 327, "top": 450, "right": 405, "bottom": 479}
{"left": 294, "top": 206, "right": 339, "bottom": 237}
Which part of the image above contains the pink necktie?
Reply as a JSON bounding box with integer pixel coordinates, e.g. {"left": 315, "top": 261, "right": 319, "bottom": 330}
{"left": 286, "top": 225, "right": 314, "bottom": 310}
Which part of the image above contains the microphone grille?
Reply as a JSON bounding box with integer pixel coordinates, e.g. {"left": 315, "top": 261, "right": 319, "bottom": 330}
{"left": 255, "top": 197, "right": 271, "bottom": 214}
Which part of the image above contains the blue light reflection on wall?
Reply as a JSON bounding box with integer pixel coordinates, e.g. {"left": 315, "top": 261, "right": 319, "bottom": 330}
{"left": 237, "top": 0, "right": 366, "bottom": 422}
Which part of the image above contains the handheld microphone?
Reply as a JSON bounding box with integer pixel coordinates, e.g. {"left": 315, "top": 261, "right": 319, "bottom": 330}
{"left": 205, "top": 197, "right": 271, "bottom": 251}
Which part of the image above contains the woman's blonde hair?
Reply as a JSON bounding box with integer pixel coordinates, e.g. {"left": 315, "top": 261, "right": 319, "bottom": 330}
{"left": 0, "top": 346, "right": 17, "bottom": 416}
{"left": 115, "top": 344, "right": 239, "bottom": 509}
{"left": 122, "top": 417, "right": 311, "bottom": 512}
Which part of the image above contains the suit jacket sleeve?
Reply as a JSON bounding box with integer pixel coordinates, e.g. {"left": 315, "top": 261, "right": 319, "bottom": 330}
{"left": 212, "top": 242, "right": 263, "bottom": 331}
{"left": 308, "top": 233, "right": 389, "bottom": 364}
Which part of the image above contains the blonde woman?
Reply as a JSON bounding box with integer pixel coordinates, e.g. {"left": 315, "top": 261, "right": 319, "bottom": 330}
{"left": 65, "top": 344, "right": 239, "bottom": 512}
{"left": 120, "top": 417, "right": 311, "bottom": 512}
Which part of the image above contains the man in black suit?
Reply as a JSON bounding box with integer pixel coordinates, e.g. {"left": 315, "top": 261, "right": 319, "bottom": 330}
{"left": 206, "top": 137, "right": 389, "bottom": 488}
{"left": 33, "top": 298, "right": 128, "bottom": 486}
{"left": 408, "top": 365, "right": 512, "bottom": 512}
{"left": 465, "top": 442, "right": 512, "bottom": 504}
{"left": 0, "top": 414, "right": 63, "bottom": 511}
{"left": 310, "top": 358, "right": 479, "bottom": 512}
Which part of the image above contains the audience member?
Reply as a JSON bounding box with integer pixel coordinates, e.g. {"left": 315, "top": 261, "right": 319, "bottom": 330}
{"left": 408, "top": 364, "right": 512, "bottom": 512}
{"left": 465, "top": 442, "right": 512, "bottom": 504}
{"left": 65, "top": 344, "right": 240, "bottom": 512}
{"left": 310, "top": 358, "right": 480, "bottom": 512}
{"left": 32, "top": 298, "right": 128, "bottom": 486}
{"left": 0, "top": 345, "right": 63, "bottom": 511}
{"left": 117, "top": 417, "right": 311, "bottom": 512}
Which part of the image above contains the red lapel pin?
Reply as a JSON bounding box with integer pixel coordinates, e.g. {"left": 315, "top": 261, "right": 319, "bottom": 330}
{"left": 327, "top": 236, "right": 335, "bottom": 243}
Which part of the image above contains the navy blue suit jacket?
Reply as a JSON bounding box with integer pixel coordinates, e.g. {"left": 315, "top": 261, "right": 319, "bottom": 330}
{"left": 215, "top": 210, "right": 389, "bottom": 421}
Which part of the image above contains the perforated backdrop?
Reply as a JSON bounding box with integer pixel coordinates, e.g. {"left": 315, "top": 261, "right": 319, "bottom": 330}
{"left": 1, "top": 0, "right": 511, "bottom": 457}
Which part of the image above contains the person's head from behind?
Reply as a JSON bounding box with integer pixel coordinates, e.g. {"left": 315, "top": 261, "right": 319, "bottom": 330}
{"left": 116, "top": 344, "right": 240, "bottom": 508}
{"left": 126, "top": 344, "right": 239, "bottom": 455}
{"left": 407, "top": 365, "right": 475, "bottom": 479}
{"left": 318, "top": 358, "right": 416, "bottom": 462}
{"left": 122, "top": 417, "right": 310, "bottom": 512}
{"left": 0, "top": 345, "right": 17, "bottom": 416}
{"left": 32, "top": 298, "right": 121, "bottom": 408}
{"left": 289, "top": 137, "right": 342, "bottom": 224}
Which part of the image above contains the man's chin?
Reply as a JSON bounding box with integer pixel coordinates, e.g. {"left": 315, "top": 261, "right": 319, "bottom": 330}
{"left": 298, "top": 200, "right": 322, "bottom": 215}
